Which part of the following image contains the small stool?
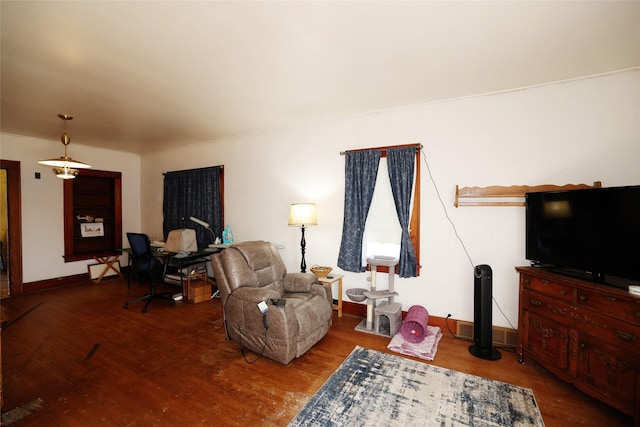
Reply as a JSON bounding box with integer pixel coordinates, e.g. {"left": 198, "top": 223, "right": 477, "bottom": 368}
{"left": 374, "top": 302, "right": 402, "bottom": 337}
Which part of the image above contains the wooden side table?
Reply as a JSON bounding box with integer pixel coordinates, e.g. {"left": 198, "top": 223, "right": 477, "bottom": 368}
{"left": 317, "top": 274, "right": 343, "bottom": 317}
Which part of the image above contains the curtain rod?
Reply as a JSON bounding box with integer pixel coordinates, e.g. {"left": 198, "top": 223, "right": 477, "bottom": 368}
{"left": 163, "top": 165, "right": 224, "bottom": 175}
{"left": 340, "top": 143, "right": 423, "bottom": 155}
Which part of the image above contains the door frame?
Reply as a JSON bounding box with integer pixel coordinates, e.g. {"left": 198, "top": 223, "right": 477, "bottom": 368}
{"left": 0, "top": 160, "right": 23, "bottom": 296}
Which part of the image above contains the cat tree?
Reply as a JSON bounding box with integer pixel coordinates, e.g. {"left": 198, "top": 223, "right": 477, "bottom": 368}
{"left": 353, "top": 255, "right": 402, "bottom": 337}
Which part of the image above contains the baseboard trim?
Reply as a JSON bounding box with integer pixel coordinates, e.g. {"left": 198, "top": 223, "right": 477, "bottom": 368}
{"left": 456, "top": 320, "right": 518, "bottom": 348}
{"left": 341, "top": 301, "right": 457, "bottom": 333}
{"left": 23, "top": 273, "right": 91, "bottom": 294}
{"left": 22, "top": 266, "right": 131, "bottom": 294}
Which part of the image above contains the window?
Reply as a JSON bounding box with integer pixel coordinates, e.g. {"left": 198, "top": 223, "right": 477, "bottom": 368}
{"left": 162, "top": 166, "right": 224, "bottom": 248}
{"left": 363, "top": 157, "right": 404, "bottom": 263}
{"left": 338, "top": 144, "right": 421, "bottom": 277}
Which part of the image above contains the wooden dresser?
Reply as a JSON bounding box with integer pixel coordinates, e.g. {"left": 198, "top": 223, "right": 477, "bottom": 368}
{"left": 516, "top": 267, "right": 640, "bottom": 426}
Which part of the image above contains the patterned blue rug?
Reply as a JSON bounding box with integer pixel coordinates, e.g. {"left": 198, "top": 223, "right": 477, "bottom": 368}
{"left": 289, "top": 346, "right": 544, "bottom": 427}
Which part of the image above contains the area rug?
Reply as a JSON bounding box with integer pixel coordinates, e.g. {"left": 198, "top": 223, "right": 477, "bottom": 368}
{"left": 387, "top": 324, "right": 443, "bottom": 361}
{"left": 289, "top": 346, "right": 544, "bottom": 427}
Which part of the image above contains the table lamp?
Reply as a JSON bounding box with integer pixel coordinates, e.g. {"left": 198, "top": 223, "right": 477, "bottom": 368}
{"left": 190, "top": 216, "right": 216, "bottom": 245}
{"left": 288, "top": 203, "right": 317, "bottom": 273}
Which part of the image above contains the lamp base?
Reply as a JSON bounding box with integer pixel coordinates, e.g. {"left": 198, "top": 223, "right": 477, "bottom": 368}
{"left": 299, "top": 225, "right": 307, "bottom": 273}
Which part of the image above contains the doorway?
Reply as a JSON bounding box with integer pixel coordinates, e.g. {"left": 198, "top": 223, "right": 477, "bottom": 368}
{"left": 0, "top": 160, "right": 23, "bottom": 296}
{"left": 1, "top": 169, "right": 7, "bottom": 297}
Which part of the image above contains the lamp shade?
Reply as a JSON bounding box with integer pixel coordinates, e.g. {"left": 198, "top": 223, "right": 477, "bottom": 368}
{"left": 38, "top": 115, "right": 91, "bottom": 179}
{"left": 189, "top": 216, "right": 210, "bottom": 228}
{"left": 38, "top": 156, "right": 91, "bottom": 169}
{"left": 288, "top": 203, "right": 317, "bottom": 226}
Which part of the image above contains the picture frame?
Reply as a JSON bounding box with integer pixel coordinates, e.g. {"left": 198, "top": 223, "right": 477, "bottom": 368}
{"left": 80, "top": 222, "right": 104, "bottom": 238}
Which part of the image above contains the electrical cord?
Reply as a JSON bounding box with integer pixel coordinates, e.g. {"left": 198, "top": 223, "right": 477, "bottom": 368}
{"left": 421, "top": 149, "right": 516, "bottom": 331}
{"left": 222, "top": 291, "right": 269, "bottom": 364}
{"left": 222, "top": 292, "right": 232, "bottom": 340}
{"left": 444, "top": 314, "right": 470, "bottom": 342}
{"left": 240, "top": 312, "right": 269, "bottom": 364}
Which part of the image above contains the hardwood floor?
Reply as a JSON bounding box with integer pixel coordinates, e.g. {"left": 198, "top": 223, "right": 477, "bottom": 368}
{"left": 0, "top": 277, "right": 633, "bottom": 426}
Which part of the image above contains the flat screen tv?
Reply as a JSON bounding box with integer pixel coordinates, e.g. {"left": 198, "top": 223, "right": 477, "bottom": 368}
{"left": 525, "top": 185, "right": 640, "bottom": 289}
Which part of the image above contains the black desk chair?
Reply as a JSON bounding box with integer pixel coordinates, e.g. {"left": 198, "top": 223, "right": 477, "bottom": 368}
{"left": 124, "top": 232, "right": 175, "bottom": 313}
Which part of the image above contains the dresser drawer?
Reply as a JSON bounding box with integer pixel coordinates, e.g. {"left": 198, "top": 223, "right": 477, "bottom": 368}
{"left": 521, "top": 274, "right": 573, "bottom": 302}
{"left": 579, "top": 308, "right": 640, "bottom": 352}
{"left": 521, "top": 289, "right": 573, "bottom": 325}
{"left": 576, "top": 288, "right": 640, "bottom": 324}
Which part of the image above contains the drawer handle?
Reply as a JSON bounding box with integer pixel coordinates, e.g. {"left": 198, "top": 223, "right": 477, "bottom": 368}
{"left": 559, "top": 290, "right": 567, "bottom": 295}
{"left": 605, "top": 296, "right": 617, "bottom": 302}
{"left": 523, "top": 279, "right": 531, "bottom": 285}
{"left": 579, "top": 295, "right": 587, "bottom": 301}
{"left": 636, "top": 311, "right": 640, "bottom": 317}
{"left": 541, "top": 279, "right": 549, "bottom": 284}
{"left": 529, "top": 299, "right": 542, "bottom": 307}
{"left": 615, "top": 330, "right": 637, "bottom": 342}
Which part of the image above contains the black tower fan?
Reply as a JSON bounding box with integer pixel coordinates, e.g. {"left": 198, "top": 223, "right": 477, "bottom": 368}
{"left": 469, "top": 264, "right": 501, "bottom": 360}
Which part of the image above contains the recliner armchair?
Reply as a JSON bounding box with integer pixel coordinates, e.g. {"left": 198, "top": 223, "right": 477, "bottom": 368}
{"left": 211, "top": 241, "right": 332, "bottom": 364}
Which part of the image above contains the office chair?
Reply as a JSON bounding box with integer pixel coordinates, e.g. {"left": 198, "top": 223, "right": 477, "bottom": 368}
{"left": 124, "top": 232, "right": 175, "bottom": 313}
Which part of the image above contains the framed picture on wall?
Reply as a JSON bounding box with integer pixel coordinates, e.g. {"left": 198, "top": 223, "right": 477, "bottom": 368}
{"left": 80, "top": 222, "right": 104, "bottom": 238}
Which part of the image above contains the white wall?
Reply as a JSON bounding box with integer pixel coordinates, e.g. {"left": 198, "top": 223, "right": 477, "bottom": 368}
{"left": 0, "top": 133, "right": 141, "bottom": 283}
{"left": 142, "top": 69, "right": 639, "bottom": 328}
{"left": 5, "top": 69, "right": 635, "bottom": 327}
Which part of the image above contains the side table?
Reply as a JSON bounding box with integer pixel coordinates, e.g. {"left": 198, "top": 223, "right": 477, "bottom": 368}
{"left": 317, "top": 274, "right": 343, "bottom": 317}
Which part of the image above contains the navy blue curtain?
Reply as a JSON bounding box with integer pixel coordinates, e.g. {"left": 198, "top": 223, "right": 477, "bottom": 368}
{"left": 163, "top": 166, "right": 223, "bottom": 248}
{"left": 387, "top": 147, "right": 417, "bottom": 277}
{"left": 337, "top": 151, "right": 381, "bottom": 272}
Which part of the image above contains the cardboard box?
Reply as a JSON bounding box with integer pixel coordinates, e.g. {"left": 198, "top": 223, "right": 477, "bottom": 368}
{"left": 184, "top": 272, "right": 211, "bottom": 303}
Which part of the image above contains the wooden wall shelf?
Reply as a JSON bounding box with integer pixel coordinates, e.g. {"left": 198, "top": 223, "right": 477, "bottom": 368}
{"left": 454, "top": 181, "right": 602, "bottom": 207}
{"left": 63, "top": 169, "right": 122, "bottom": 262}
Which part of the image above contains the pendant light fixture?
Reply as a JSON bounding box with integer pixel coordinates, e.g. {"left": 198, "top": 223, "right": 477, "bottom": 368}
{"left": 38, "top": 114, "right": 91, "bottom": 179}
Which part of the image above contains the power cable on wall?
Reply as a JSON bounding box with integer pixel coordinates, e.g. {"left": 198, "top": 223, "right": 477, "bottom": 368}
{"left": 420, "top": 148, "right": 516, "bottom": 331}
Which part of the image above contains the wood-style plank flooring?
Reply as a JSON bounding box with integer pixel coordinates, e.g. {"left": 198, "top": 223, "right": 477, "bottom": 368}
{"left": 0, "top": 277, "right": 633, "bottom": 426}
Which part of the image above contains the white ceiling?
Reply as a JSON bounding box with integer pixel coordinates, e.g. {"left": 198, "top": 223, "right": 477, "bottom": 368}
{"left": 1, "top": 1, "right": 639, "bottom": 155}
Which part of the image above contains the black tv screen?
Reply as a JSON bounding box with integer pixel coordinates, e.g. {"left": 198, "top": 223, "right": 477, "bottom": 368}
{"left": 525, "top": 185, "right": 640, "bottom": 286}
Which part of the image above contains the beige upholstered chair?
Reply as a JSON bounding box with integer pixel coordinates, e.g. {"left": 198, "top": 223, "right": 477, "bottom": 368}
{"left": 211, "top": 241, "right": 332, "bottom": 364}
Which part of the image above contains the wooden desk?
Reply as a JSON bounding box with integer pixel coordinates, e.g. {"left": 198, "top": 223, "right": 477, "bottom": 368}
{"left": 123, "top": 247, "right": 219, "bottom": 291}
{"left": 317, "top": 274, "right": 343, "bottom": 317}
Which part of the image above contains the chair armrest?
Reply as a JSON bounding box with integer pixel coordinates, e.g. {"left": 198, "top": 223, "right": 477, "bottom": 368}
{"left": 229, "top": 286, "right": 281, "bottom": 304}
{"left": 283, "top": 273, "right": 316, "bottom": 293}
{"left": 309, "top": 283, "right": 332, "bottom": 306}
